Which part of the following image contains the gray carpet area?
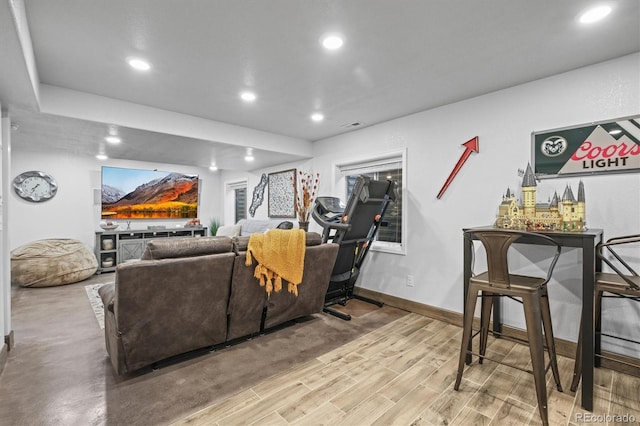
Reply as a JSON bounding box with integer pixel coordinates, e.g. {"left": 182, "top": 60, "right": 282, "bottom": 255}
{"left": 0, "top": 274, "right": 406, "bottom": 426}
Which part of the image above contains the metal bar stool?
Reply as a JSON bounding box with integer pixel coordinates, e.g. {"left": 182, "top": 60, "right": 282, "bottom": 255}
{"left": 455, "top": 229, "right": 563, "bottom": 426}
{"left": 570, "top": 234, "right": 640, "bottom": 392}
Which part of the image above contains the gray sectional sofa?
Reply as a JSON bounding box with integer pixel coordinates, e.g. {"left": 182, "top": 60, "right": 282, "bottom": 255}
{"left": 98, "top": 233, "right": 338, "bottom": 374}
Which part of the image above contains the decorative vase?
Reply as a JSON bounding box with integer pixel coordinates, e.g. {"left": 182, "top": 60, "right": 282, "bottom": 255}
{"left": 102, "top": 239, "right": 114, "bottom": 250}
{"left": 298, "top": 221, "right": 309, "bottom": 232}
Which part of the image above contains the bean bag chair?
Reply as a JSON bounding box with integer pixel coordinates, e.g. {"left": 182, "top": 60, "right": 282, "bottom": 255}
{"left": 11, "top": 239, "right": 98, "bottom": 287}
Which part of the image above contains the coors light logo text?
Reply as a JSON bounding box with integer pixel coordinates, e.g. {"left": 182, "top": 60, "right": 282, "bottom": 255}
{"left": 571, "top": 140, "right": 640, "bottom": 169}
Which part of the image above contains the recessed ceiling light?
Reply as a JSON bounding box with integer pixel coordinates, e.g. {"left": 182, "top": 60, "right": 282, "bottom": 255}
{"left": 579, "top": 5, "right": 612, "bottom": 24}
{"left": 322, "top": 35, "right": 344, "bottom": 50}
{"left": 311, "top": 113, "right": 325, "bottom": 122}
{"left": 128, "top": 57, "right": 151, "bottom": 71}
{"left": 245, "top": 148, "right": 255, "bottom": 161}
{"left": 240, "top": 91, "right": 257, "bottom": 102}
{"left": 96, "top": 154, "right": 108, "bottom": 161}
{"left": 209, "top": 165, "right": 218, "bottom": 171}
{"left": 105, "top": 136, "right": 121, "bottom": 144}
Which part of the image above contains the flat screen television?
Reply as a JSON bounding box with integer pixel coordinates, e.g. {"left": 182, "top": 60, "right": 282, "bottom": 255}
{"left": 101, "top": 166, "right": 199, "bottom": 219}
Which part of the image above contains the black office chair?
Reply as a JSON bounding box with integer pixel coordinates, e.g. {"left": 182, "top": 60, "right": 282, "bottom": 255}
{"left": 570, "top": 234, "right": 640, "bottom": 392}
{"left": 455, "top": 229, "right": 563, "bottom": 426}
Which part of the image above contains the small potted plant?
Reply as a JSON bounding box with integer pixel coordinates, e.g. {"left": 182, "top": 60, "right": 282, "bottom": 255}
{"left": 294, "top": 170, "right": 319, "bottom": 231}
{"left": 209, "top": 217, "right": 220, "bottom": 236}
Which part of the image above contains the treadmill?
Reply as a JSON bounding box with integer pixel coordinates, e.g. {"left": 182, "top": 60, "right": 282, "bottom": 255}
{"left": 311, "top": 175, "right": 398, "bottom": 320}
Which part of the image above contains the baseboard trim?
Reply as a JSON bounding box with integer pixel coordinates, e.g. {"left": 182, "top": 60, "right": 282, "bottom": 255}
{"left": 0, "top": 343, "right": 7, "bottom": 377}
{"left": 355, "top": 287, "right": 640, "bottom": 378}
{"left": 5, "top": 330, "right": 14, "bottom": 350}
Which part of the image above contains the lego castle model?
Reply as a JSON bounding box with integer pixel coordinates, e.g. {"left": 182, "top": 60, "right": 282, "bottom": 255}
{"left": 494, "top": 163, "right": 586, "bottom": 231}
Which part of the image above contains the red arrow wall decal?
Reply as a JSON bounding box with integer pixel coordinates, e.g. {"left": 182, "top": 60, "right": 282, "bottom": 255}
{"left": 436, "top": 136, "right": 479, "bottom": 199}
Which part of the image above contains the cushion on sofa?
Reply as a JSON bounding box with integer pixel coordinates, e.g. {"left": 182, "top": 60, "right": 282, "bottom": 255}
{"left": 233, "top": 231, "right": 322, "bottom": 253}
{"left": 11, "top": 239, "right": 98, "bottom": 287}
{"left": 237, "top": 219, "right": 292, "bottom": 236}
{"left": 215, "top": 224, "right": 242, "bottom": 237}
{"left": 141, "top": 236, "right": 232, "bottom": 260}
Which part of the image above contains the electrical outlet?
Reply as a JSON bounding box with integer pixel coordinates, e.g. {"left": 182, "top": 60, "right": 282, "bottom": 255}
{"left": 407, "top": 274, "right": 415, "bottom": 287}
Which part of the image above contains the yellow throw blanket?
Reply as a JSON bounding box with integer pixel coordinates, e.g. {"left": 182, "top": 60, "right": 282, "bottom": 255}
{"left": 246, "top": 229, "right": 306, "bottom": 297}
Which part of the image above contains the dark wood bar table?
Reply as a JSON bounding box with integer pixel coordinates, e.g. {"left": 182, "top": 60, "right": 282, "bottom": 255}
{"left": 462, "top": 227, "right": 604, "bottom": 411}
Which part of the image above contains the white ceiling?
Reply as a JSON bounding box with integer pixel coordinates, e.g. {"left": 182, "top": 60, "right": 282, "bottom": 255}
{"left": 2, "top": 0, "right": 639, "bottom": 170}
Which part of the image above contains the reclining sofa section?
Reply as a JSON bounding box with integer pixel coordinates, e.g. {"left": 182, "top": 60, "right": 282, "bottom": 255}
{"left": 98, "top": 233, "right": 338, "bottom": 375}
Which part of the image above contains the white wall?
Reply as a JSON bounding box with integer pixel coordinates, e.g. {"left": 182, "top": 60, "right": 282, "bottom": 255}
{"left": 311, "top": 53, "right": 640, "bottom": 353}
{"left": 220, "top": 159, "right": 319, "bottom": 229}
{"left": 1, "top": 106, "right": 11, "bottom": 346}
{"left": 9, "top": 152, "right": 222, "bottom": 251}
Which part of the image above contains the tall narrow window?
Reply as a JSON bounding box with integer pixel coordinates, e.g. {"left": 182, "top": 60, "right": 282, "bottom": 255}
{"left": 225, "top": 180, "right": 247, "bottom": 225}
{"left": 235, "top": 187, "right": 247, "bottom": 223}
{"left": 338, "top": 150, "right": 406, "bottom": 254}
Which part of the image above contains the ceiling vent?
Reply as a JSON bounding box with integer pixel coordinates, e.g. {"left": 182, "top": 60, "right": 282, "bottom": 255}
{"left": 341, "top": 121, "right": 364, "bottom": 128}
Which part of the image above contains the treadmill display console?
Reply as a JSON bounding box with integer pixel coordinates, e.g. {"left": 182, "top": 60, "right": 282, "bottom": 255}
{"left": 315, "top": 197, "right": 344, "bottom": 222}
{"left": 317, "top": 197, "right": 344, "bottom": 213}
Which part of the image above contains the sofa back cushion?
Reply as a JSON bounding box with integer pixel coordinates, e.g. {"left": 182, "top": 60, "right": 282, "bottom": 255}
{"left": 233, "top": 231, "right": 322, "bottom": 253}
{"left": 215, "top": 224, "right": 242, "bottom": 237}
{"left": 141, "top": 236, "right": 232, "bottom": 260}
{"left": 236, "top": 219, "right": 293, "bottom": 236}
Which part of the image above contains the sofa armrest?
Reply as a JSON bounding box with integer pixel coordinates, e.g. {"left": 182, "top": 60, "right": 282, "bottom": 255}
{"left": 98, "top": 282, "right": 115, "bottom": 313}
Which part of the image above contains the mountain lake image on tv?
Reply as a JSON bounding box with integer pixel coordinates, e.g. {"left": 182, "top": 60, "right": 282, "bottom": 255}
{"left": 101, "top": 166, "right": 199, "bottom": 219}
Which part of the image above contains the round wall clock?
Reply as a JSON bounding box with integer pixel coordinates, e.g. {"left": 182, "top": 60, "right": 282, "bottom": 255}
{"left": 13, "top": 171, "right": 58, "bottom": 202}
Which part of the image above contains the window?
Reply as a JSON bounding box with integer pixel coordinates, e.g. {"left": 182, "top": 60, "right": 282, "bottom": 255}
{"left": 225, "top": 180, "right": 247, "bottom": 225}
{"left": 235, "top": 187, "right": 247, "bottom": 223}
{"left": 337, "top": 150, "right": 406, "bottom": 254}
{"left": 345, "top": 169, "right": 402, "bottom": 243}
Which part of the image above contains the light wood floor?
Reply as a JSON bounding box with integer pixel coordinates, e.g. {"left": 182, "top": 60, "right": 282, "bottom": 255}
{"left": 174, "top": 312, "right": 640, "bottom": 426}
